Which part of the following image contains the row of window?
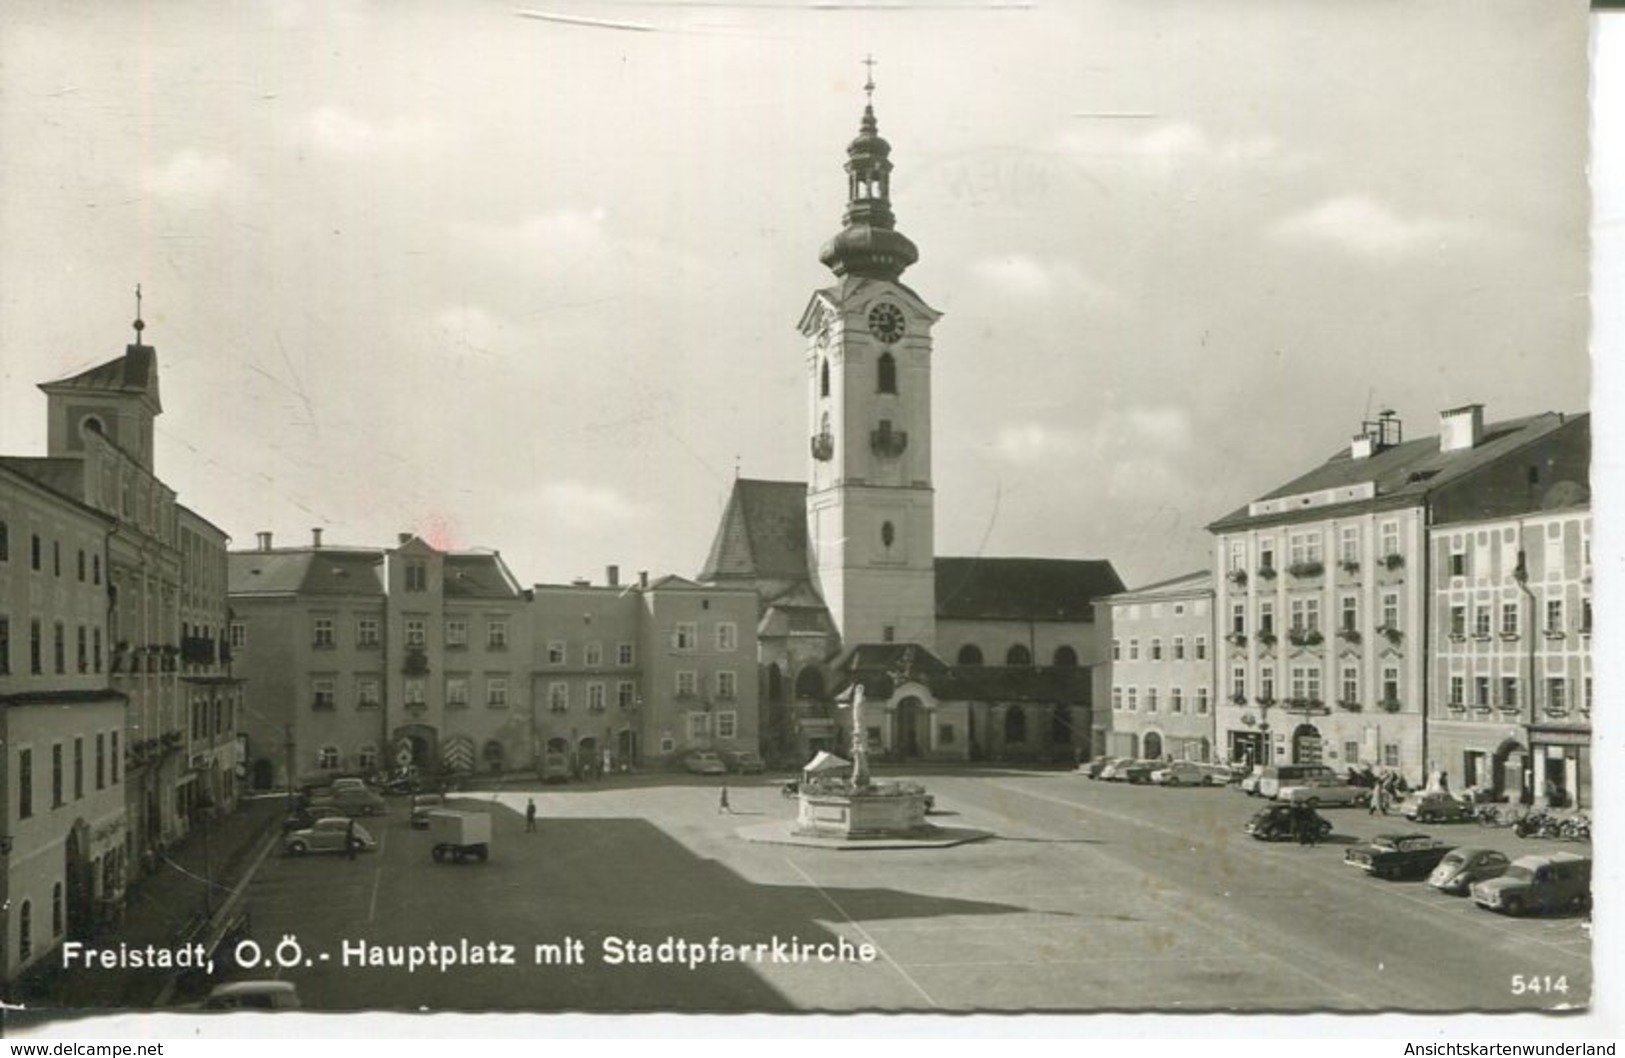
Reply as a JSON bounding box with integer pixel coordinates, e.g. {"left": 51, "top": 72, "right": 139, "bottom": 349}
{"left": 0, "top": 617, "right": 104, "bottom": 678}
{"left": 1445, "top": 599, "right": 1589, "bottom": 640}
{"left": 1111, "top": 686, "right": 1213, "bottom": 715}
{"left": 1446, "top": 674, "right": 1589, "bottom": 713}
{"left": 1228, "top": 524, "right": 1404, "bottom": 572}
{"left": 1228, "top": 664, "right": 1401, "bottom": 706}
{"left": 1442, "top": 521, "right": 1590, "bottom": 582}
{"left": 1230, "top": 595, "right": 1402, "bottom": 637}
{"left": 0, "top": 522, "right": 103, "bottom": 584}
{"left": 1112, "top": 636, "right": 1208, "bottom": 663}
{"left": 682, "top": 710, "right": 740, "bottom": 740}
{"left": 817, "top": 352, "right": 899, "bottom": 399}
{"left": 13, "top": 733, "right": 121, "bottom": 821}
{"left": 953, "top": 644, "right": 1080, "bottom": 667}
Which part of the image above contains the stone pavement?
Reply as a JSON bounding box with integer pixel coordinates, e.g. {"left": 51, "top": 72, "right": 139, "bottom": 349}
{"left": 8, "top": 795, "right": 284, "bottom": 1018}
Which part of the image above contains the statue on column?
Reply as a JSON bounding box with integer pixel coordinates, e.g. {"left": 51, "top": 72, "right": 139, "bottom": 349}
{"left": 846, "top": 683, "right": 871, "bottom": 789}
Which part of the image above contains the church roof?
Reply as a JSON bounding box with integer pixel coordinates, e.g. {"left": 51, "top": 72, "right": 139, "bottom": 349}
{"left": 698, "top": 478, "right": 811, "bottom": 582}
{"left": 39, "top": 345, "right": 163, "bottom": 411}
{"left": 934, "top": 557, "right": 1125, "bottom": 622}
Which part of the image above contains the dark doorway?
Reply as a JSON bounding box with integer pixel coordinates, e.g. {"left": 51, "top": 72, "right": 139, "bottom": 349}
{"left": 1143, "top": 731, "right": 1163, "bottom": 760}
{"left": 65, "top": 821, "right": 94, "bottom": 942}
{"left": 1291, "top": 724, "right": 1323, "bottom": 764}
{"left": 895, "top": 696, "right": 926, "bottom": 759}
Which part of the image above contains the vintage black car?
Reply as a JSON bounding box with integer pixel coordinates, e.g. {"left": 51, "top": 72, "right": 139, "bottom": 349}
{"left": 1343, "top": 832, "right": 1454, "bottom": 879}
{"left": 1244, "top": 802, "right": 1333, "bottom": 842}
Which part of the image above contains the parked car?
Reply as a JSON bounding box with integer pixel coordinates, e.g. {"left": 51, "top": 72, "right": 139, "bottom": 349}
{"left": 1080, "top": 756, "right": 1125, "bottom": 780}
{"left": 1100, "top": 759, "right": 1154, "bottom": 784}
{"left": 1427, "top": 847, "right": 1513, "bottom": 895}
{"left": 538, "top": 753, "right": 571, "bottom": 784}
{"left": 1256, "top": 764, "right": 1339, "bottom": 799}
{"left": 1151, "top": 761, "right": 1209, "bottom": 786}
{"left": 684, "top": 751, "right": 727, "bottom": 776}
{"left": 722, "top": 749, "right": 765, "bottom": 774}
{"left": 1199, "top": 763, "right": 1245, "bottom": 786}
{"left": 1245, "top": 802, "right": 1333, "bottom": 842}
{"left": 1275, "top": 778, "right": 1371, "bottom": 808}
{"left": 409, "top": 793, "right": 445, "bottom": 829}
{"left": 1402, "top": 791, "right": 1478, "bottom": 824}
{"left": 1238, "top": 766, "right": 1265, "bottom": 796}
{"left": 307, "top": 785, "right": 387, "bottom": 817}
{"left": 284, "top": 817, "right": 376, "bottom": 856}
{"left": 280, "top": 807, "right": 320, "bottom": 833}
{"left": 200, "top": 980, "right": 302, "bottom": 1011}
{"left": 1343, "top": 833, "right": 1454, "bottom": 879}
{"left": 1471, "top": 853, "right": 1592, "bottom": 916}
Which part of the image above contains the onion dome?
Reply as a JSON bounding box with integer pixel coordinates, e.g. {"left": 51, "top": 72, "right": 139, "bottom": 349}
{"left": 818, "top": 83, "right": 919, "bottom": 281}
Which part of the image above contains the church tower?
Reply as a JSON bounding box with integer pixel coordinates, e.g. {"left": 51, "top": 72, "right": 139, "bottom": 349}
{"left": 800, "top": 69, "right": 941, "bottom": 651}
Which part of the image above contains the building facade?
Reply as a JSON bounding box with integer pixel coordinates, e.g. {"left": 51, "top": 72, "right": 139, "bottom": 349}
{"left": 1208, "top": 405, "right": 1589, "bottom": 780}
{"left": 1427, "top": 505, "right": 1591, "bottom": 807}
{"left": 1100, "top": 571, "right": 1217, "bottom": 762}
{"left": 1, "top": 464, "right": 128, "bottom": 981}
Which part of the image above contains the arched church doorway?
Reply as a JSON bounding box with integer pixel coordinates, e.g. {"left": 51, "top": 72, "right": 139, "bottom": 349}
{"left": 1142, "top": 731, "right": 1163, "bottom": 760}
{"left": 894, "top": 696, "right": 926, "bottom": 759}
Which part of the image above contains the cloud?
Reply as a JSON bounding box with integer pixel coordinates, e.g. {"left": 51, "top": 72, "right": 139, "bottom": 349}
{"left": 1051, "top": 119, "right": 1292, "bottom": 170}
{"left": 298, "top": 105, "right": 440, "bottom": 159}
{"left": 968, "top": 254, "right": 1114, "bottom": 302}
{"left": 145, "top": 150, "right": 240, "bottom": 200}
{"left": 993, "top": 405, "right": 1193, "bottom": 466}
{"left": 534, "top": 480, "right": 643, "bottom": 531}
{"left": 1268, "top": 194, "right": 1463, "bottom": 260}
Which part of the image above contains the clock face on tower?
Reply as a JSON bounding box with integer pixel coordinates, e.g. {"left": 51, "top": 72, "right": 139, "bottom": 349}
{"left": 867, "top": 303, "right": 906, "bottom": 344}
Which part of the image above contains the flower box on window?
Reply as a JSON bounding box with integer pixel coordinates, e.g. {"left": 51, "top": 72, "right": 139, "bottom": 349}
{"left": 1256, "top": 631, "right": 1277, "bottom": 647}
{"left": 1377, "top": 697, "right": 1402, "bottom": 713}
{"left": 1227, "top": 570, "right": 1248, "bottom": 586}
{"left": 1287, "top": 628, "right": 1324, "bottom": 647}
{"left": 1226, "top": 632, "right": 1247, "bottom": 647}
{"left": 1337, "top": 628, "right": 1361, "bottom": 644}
{"left": 1229, "top": 693, "right": 1248, "bottom": 706}
{"left": 1338, "top": 559, "right": 1361, "bottom": 575}
{"left": 1376, "top": 625, "right": 1404, "bottom": 646}
{"left": 1337, "top": 699, "right": 1362, "bottom": 712}
{"left": 1257, "top": 565, "right": 1277, "bottom": 581}
{"left": 1287, "top": 560, "right": 1324, "bottom": 579}
{"left": 1381, "top": 553, "right": 1405, "bottom": 571}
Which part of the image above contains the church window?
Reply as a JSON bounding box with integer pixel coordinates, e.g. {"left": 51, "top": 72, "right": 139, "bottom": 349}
{"left": 820, "top": 359, "right": 830, "bottom": 398}
{"left": 877, "top": 353, "right": 897, "bottom": 394}
{"left": 1004, "top": 706, "right": 1027, "bottom": 744}
{"left": 881, "top": 521, "right": 895, "bottom": 548}
{"left": 1006, "top": 643, "right": 1032, "bottom": 667}
{"left": 957, "top": 644, "right": 983, "bottom": 666}
{"left": 1053, "top": 645, "right": 1078, "bottom": 667}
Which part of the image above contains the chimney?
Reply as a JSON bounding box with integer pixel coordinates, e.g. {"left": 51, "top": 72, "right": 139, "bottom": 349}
{"left": 311, "top": 527, "right": 324, "bottom": 549}
{"left": 1351, "top": 409, "right": 1403, "bottom": 459}
{"left": 256, "top": 531, "right": 273, "bottom": 551}
{"left": 639, "top": 570, "right": 649, "bottom": 590}
{"left": 1439, "top": 404, "right": 1485, "bottom": 453}
{"left": 398, "top": 533, "right": 413, "bottom": 546}
{"left": 606, "top": 564, "right": 620, "bottom": 587}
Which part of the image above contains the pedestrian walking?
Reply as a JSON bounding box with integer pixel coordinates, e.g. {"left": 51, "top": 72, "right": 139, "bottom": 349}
{"left": 718, "top": 783, "right": 732, "bottom": 814}
{"left": 345, "top": 817, "right": 358, "bottom": 861}
{"left": 525, "top": 797, "right": 537, "bottom": 833}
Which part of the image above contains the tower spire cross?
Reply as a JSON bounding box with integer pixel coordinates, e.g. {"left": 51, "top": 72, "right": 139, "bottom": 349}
{"left": 862, "top": 55, "right": 877, "bottom": 103}
{"left": 133, "top": 283, "right": 146, "bottom": 342}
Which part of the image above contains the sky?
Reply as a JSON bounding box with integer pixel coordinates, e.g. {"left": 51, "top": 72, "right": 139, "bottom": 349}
{"left": 0, "top": 0, "right": 1594, "bottom": 594}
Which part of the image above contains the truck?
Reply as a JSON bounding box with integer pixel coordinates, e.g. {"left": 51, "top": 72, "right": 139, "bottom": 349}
{"left": 427, "top": 809, "right": 492, "bottom": 864}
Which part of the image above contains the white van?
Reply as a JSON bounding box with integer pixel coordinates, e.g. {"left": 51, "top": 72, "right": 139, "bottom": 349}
{"left": 1257, "top": 764, "right": 1338, "bottom": 799}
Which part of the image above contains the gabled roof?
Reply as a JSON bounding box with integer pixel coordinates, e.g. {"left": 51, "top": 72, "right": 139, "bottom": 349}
{"left": 39, "top": 345, "right": 162, "bottom": 411}
{"left": 1207, "top": 412, "right": 1580, "bottom": 532}
{"left": 0, "top": 456, "right": 89, "bottom": 508}
{"left": 443, "top": 552, "right": 522, "bottom": 599}
{"left": 229, "top": 549, "right": 386, "bottom": 597}
{"left": 698, "top": 479, "right": 811, "bottom": 583}
{"left": 934, "top": 557, "right": 1125, "bottom": 622}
